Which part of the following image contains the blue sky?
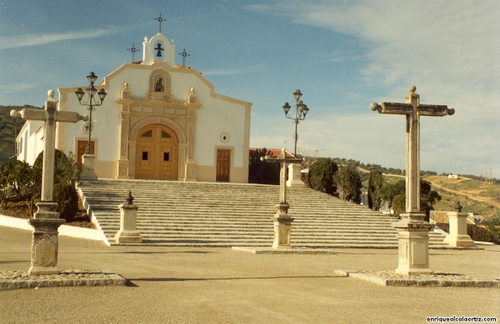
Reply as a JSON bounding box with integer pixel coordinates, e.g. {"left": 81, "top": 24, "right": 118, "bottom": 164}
{"left": 0, "top": 0, "right": 498, "bottom": 177}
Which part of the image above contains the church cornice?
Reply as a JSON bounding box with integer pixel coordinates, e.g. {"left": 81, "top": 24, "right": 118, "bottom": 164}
{"left": 115, "top": 97, "right": 201, "bottom": 111}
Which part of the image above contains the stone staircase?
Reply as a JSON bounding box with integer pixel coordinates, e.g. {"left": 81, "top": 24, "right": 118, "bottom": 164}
{"left": 77, "top": 179, "right": 448, "bottom": 248}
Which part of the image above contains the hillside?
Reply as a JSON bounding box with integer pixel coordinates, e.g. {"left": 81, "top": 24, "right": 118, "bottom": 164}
{"left": 424, "top": 175, "right": 500, "bottom": 218}
{"left": 380, "top": 173, "right": 500, "bottom": 219}
{"left": 0, "top": 105, "right": 35, "bottom": 161}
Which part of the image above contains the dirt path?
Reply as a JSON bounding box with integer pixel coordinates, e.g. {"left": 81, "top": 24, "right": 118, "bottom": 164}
{"left": 1, "top": 226, "right": 499, "bottom": 323}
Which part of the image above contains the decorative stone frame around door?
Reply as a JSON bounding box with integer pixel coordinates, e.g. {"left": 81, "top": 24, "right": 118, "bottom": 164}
{"left": 115, "top": 72, "right": 201, "bottom": 180}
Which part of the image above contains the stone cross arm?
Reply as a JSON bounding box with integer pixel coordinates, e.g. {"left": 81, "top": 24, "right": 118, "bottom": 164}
{"left": 261, "top": 149, "right": 302, "bottom": 204}
{"left": 15, "top": 108, "right": 88, "bottom": 123}
{"left": 370, "top": 102, "right": 455, "bottom": 117}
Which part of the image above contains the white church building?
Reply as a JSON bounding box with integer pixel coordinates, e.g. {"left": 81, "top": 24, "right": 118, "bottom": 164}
{"left": 16, "top": 30, "right": 252, "bottom": 183}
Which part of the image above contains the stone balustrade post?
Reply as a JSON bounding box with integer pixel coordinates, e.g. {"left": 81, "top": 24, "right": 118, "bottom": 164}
{"left": 114, "top": 191, "right": 142, "bottom": 243}
{"left": 444, "top": 201, "right": 474, "bottom": 247}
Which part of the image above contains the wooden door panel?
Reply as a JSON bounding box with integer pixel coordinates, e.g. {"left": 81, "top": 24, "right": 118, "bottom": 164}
{"left": 135, "top": 124, "right": 178, "bottom": 180}
{"left": 216, "top": 149, "right": 230, "bottom": 182}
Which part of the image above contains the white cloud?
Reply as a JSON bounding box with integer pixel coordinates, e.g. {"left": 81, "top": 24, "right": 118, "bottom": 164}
{"left": 0, "top": 27, "right": 121, "bottom": 49}
{"left": 202, "top": 65, "right": 265, "bottom": 76}
{"left": 247, "top": 0, "right": 500, "bottom": 176}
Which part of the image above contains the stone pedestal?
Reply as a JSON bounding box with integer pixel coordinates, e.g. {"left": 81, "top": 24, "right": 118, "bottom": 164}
{"left": 286, "top": 163, "right": 304, "bottom": 187}
{"left": 393, "top": 213, "right": 433, "bottom": 275}
{"left": 444, "top": 211, "right": 474, "bottom": 247}
{"left": 184, "top": 159, "right": 197, "bottom": 181}
{"left": 114, "top": 202, "right": 142, "bottom": 243}
{"left": 80, "top": 153, "right": 98, "bottom": 180}
{"left": 272, "top": 203, "right": 294, "bottom": 249}
{"left": 28, "top": 201, "right": 65, "bottom": 276}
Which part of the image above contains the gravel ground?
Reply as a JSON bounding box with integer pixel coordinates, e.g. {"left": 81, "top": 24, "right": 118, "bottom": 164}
{"left": 0, "top": 226, "right": 499, "bottom": 324}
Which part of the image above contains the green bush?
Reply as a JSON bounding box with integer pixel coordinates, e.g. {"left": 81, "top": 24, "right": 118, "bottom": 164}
{"left": 33, "top": 149, "right": 79, "bottom": 222}
{"left": 472, "top": 226, "right": 493, "bottom": 242}
{"left": 334, "top": 166, "right": 362, "bottom": 203}
{"left": 307, "top": 158, "right": 338, "bottom": 195}
{"left": 392, "top": 194, "right": 406, "bottom": 217}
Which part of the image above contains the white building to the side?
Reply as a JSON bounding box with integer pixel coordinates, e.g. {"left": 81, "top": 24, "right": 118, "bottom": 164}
{"left": 16, "top": 29, "right": 252, "bottom": 183}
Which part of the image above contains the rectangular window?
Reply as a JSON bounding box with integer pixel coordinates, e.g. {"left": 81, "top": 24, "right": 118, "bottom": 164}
{"left": 142, "top": 152, "right": 148, "bottom": 160}
{"left": 163, "top": 152, "right": 170, "bottom": 161}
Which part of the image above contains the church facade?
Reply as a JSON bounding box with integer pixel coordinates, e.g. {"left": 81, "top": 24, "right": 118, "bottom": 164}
{"left": 16, "top": 31, "right": 252, "bottom": 183}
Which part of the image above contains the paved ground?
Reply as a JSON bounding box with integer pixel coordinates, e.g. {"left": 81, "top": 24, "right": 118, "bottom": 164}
{"left": 0, "top": 226, "right": 499, "bottom": 324}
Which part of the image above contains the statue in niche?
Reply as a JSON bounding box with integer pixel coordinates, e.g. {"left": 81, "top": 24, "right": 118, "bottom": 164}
{"left": 188, "top": 87, "right": 197, "bottom": 104}
{"left": 154, "top": 76, "right": 164, "bottom": 92}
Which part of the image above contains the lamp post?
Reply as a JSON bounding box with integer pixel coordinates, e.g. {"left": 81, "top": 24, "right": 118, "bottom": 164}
{"left": 282, "top": 89, "right": 309, "bottom": 156}
{"left": 75, "top": 72, "right": 107, "bottom": 154}
{"left": 282, "top": 89, "right": 309, "bottom": 187}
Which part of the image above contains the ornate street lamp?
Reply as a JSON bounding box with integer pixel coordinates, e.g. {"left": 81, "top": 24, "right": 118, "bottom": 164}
{"left": 282, "top": 89, "right": 309, "bottom": 156}
{"left": 75, "top": 72, "right": 107, "bottom": 154}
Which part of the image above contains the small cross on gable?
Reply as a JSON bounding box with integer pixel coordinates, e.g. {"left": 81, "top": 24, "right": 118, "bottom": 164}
{"left": 154, "top": 14, "right": 165, "bottom": 33}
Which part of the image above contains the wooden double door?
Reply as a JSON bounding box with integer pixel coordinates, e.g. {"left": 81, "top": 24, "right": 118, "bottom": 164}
{"left": 135, "top": 124, "right": 178, "bottom": 180}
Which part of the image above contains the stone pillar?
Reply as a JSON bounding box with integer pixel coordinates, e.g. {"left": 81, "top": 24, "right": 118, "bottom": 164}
{"left": 393, "top": 213, "right": 433, "bottom": 275}
{"left": 286, "top": 163, "right": 305, "bottom": 187}
{"left": 444, "top": 201, "right": 474, "bottom": 247}
{"left": 114, "top": 192, "right": 142, "bottom": 243}
{"left": 80, "top": 154, "right": 98, "bottom": 180}
{"left": 272, "top": 202, "right": 293, "bottom": 249}
{"left": 184, "top": 159, "right": 197, "bottom": 182}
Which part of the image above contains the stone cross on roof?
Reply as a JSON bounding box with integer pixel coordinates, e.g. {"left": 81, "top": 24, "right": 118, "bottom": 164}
{"left": 155, "top": 13, "right": 165, "bottom": 33}
{"left": 178, "top": 48, "right": 191, "bottom": 66}
{"left": 127, "top": 44, "right": 140, "bottom": 62}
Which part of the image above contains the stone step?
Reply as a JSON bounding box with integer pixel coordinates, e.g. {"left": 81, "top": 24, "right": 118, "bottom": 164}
{"left": 77, "top": 180, "right": 448, "bottom": 248}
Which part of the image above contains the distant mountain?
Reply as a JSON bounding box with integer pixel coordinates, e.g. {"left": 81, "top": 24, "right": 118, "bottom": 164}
{"left": 0, "top": 105, "right": 39, "bottom": 160}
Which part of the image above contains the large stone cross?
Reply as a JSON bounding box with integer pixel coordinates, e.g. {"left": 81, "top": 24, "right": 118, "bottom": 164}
{"left": 12, "top": 90, "right": 87, "bottom": 275}
{"left": 370, "top": 86, "right": 454, "bottom": 275}
{"left": 370, "top": 85, "right": 454, "bottom": 215}
{"left": 262, "top": 149, "right": 302, "bottom": 248}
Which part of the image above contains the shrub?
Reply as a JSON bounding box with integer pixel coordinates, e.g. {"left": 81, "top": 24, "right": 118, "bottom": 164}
{"left": 34, "top": 149, "right": 79, "bottom": 222}
{"left": 334, "top": 166, "right": 362, "bottom": 203}
{"left": 307, "top": 158, "right": 338, "bottom": 195}
{"left": 472, "top": 226, "right": 493, "bottom": 242}
{"left": 392, "top": 194, "right": 406, "bottom": 217}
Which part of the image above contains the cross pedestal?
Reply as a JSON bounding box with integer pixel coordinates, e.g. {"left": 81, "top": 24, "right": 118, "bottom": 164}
{"left": 370, "top": 86, "right": 454, "bottom": 274}
{"left": 262, "top": 149, "right": 302, "bottom": 249}
{"left": 394, "top": 212, "right": 433, "bottom": 274}
{"left": 12, "top": 90, "right": 87, "bottom": 275}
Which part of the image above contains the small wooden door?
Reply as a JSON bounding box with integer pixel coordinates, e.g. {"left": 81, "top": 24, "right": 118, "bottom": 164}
{"left": 77, "top": 140, "right": 95, "bottom": 171}
{"left": 216, "top": 149, "right": 231, "bottom": 182}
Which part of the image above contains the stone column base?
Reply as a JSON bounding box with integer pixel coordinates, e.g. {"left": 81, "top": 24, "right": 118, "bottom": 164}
{"left": 286, "top": 163, "right": 305, "bottom": 187}
{"left": 183, "top": 160, "right": 197, "bottom": 181}
{"left": 80, "top": 154, "right": 98, "bottom": 180}
{"left": 114, "top": 230, "right": 142, "bottom": 243}
{"left": 394, "top": 213, "right": 433, "bottom": 275}
{"left": 272, "top": 202, "right": 293, "bottom": 249}
{"left": 443, "top": 211, "right": 474, "bottom": 247}
{"left": 272, "top": 217, "right": 294, "bottom": 249}
{"left": 114, "top": 203, "right": 142, "bottom": 243}
{"left": 28, "top": 218, "right": 65, "bottom": 276}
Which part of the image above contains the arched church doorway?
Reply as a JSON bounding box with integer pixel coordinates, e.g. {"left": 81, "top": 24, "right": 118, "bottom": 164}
{"left": 135, "top": 124, "right": 178, "bottom": 180}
